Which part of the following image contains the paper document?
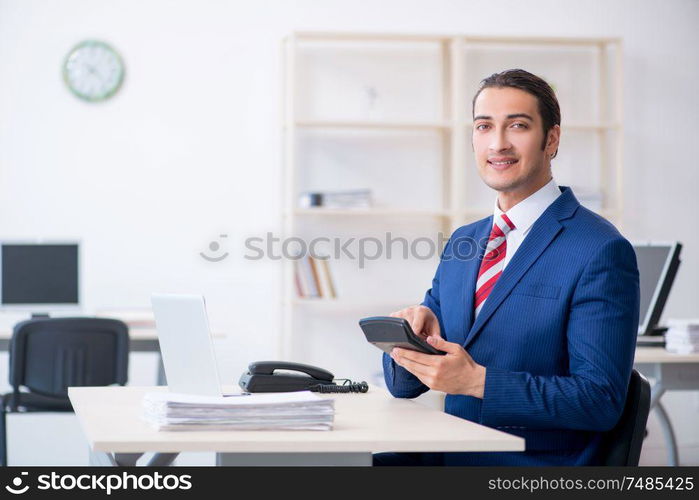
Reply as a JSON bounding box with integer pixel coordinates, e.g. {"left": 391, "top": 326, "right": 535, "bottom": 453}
{"left": 142, "top": 391, "right": 335, "bottom": 431}
{"left": 665, "top": 319, "right": 699, "bottom": 354}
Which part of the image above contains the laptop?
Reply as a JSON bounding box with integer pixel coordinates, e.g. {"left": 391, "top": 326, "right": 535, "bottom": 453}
{"left": 632, "top": 242, "right": 682, "bottom": 346}
{"left": 151, "top": 293, "right": 228, "bottom": 397}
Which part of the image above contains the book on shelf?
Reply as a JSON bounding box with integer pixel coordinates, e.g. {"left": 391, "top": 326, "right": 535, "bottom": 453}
{"left": 294, "top": 255, "right": 337, "bottom": 299}
{"left": 293, "top": 262, "right": 304, "bottom": 297}
{"left": 307, "top": 257, "right": 323, "bottom": 296}
{"left": 318, "top": 258, "right": 337, "bottom": 298}
{"left": 295, "top": 255, "right": 319, "bottom": 297}
{"left": 299, "top": 189, "right": 372, "bottom": 209}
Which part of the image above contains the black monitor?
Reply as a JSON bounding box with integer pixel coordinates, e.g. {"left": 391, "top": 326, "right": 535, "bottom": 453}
{"left": 633, "top": 241, "right": 682, "bottom": 336}
{"left": 0, "top": 242, "right": 80, "bottom": 307}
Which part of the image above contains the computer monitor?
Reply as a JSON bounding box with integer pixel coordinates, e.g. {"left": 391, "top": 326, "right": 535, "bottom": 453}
{"left": 633, "top": 241, "right": 682, "bottom": 336}
{"left": 0, "top": 242, "right": 80, "bottom": 308}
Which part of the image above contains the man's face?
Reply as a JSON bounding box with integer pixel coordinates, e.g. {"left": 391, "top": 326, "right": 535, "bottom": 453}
{"left": 472, "top": 87, "right": 559, "bottom": 201}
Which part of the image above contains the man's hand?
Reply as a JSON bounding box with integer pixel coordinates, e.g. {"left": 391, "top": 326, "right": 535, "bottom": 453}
{"left": 389, "top": 305, "right": 440, "bottom": 340}
{"left": 390, "top": 335, "right": 486, "bottom": 399}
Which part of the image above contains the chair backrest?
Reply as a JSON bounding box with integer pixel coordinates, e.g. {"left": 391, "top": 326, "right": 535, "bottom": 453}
{"left": 600, "top": 369, "right": 651, "bottom": 466}
{"left": 8, "top": 317, "right": 129, "bottom": 398}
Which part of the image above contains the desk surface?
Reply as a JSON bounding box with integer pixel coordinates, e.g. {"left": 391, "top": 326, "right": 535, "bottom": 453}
{"left": 634, "top": 347, "right": 699, "bottom": 364}
{"left": 68, "top": 386, "right": 524, "bottom": 454}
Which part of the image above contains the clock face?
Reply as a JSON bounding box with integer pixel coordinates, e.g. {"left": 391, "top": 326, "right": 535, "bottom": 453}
{"left": 63, "top": 40, "right": 125, "bottom": 102}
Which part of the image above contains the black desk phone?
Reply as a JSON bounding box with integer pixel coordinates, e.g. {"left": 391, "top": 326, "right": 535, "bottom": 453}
{"left": 238, "top": 361, "right": 368, "bottom": 394}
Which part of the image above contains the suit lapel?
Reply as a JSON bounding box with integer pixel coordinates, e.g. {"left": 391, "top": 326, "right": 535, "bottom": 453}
{"left": 457, "top": 217, "right": 493, "bottom": 345}
{"left": 462, "top": 187, "right": 580, "bottom": 350}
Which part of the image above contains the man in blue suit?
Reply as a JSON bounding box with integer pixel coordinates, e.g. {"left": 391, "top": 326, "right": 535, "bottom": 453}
{"left": 375, "top": 69, "right": 640, "bottom": 466}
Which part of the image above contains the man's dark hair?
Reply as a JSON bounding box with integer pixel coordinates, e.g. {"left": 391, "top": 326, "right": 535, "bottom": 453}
{"left": 472, "top": 69, "right": 561, "bottom": 158}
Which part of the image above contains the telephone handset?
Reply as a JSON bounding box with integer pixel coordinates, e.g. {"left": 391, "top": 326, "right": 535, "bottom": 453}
{"left": 238, "top": 361, "right": 367, "bottom": 394}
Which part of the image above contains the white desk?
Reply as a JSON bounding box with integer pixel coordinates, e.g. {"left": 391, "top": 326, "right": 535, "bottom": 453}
{"left": 634, "top": 347, "right": 699, "bottom": 466}
{"left": 68, "top": 385, "right": 525, "bottom": 466}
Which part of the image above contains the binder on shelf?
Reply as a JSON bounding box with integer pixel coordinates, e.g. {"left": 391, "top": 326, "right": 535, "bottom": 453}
{"left": 292, "top": 260, "right": 304, "bottom": 297}
{"left": 300, "top": 255, "right": 319, "bottom": 297}
{"left": 293, "top": 255, "right": 337, "bottom": 299}
{"left": 317, "top": 257, "right": 337, "bottom": 299}
{"left": 294, "top": 255, "right": 318, "bottom": 298}
{"left": 308, "top": 256, "right": 323, "bottom": 297}
{"left": 299, "top": 189, "right": 372, "bottom": 209}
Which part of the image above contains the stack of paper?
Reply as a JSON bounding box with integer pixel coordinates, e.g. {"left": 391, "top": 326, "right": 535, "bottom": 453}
{"left": 142, "top": 391, "right": 334, "bottom": 431}
{"left": 664, "top": 319, "right": 699, "bottom": 354}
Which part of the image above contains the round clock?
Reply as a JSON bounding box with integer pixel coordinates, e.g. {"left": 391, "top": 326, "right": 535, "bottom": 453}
{"left": 63, "top": 40, "right": 125, "bottom": 102}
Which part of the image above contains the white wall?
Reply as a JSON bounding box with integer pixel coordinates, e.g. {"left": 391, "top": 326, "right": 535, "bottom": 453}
{"left": 0, "top": 0, "right": 697, "bottom": 465}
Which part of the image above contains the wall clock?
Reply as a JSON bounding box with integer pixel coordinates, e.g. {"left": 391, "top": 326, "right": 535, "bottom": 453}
{"left": 63, "top": 40, "right": 125, "bottom": 102}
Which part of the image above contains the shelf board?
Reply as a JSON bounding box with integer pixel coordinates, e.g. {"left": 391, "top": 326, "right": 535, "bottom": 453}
{"left": 464, "top": 121, "right": 620, "bottom": 131}
{"left": 294, "top": 120, "right": 450, "bottom": 131}
{"left": 288, "top": 298, "right": 420, "bottom": 311}
{"left": 291, "top": 208, "right": 451, "bottom": 217}
{"left": 462, "top": 35, "right": 621, "bottom": 46}
{"left": 294, "top": 121, "right": 620, "bottom": 132}
{"left": 291, "top": 32, "right": 621, "bottom": 46}
{"left": 292, "top": 32, "right": 450, "bottom": 43}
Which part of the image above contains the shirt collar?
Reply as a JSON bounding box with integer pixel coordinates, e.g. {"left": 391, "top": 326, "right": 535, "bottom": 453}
{"left": 493, "top": 178, "right": 561, "bottom": 234}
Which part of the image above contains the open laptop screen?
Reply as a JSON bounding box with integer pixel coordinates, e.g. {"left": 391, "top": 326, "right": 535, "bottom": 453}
{"left": 151, "top": 293, "right": 224, "bottom": 397}
{"left": 633, "top": 242, "right": 681, "bottom": 335}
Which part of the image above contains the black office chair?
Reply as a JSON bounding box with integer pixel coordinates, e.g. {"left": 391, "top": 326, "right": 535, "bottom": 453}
{"left": 599, "top": 369, "right": 651, "bottom": 466}
{"left": 0, "top": 317, "right": 129, "bottom": 466}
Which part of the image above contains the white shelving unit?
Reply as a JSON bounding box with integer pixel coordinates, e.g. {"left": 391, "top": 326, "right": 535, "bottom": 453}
{"left": 281, "top": 32, "right": 623, "bottom": 379}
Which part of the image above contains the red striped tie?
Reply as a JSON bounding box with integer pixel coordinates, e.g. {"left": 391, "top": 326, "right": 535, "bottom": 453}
{"left": 474, "top": 214, "right": 516, "bottom": 317}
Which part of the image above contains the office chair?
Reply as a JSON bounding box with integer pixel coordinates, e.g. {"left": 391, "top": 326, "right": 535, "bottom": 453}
{"left": 600, "top": 369, "right": 651, "bottom": 466}
{"left": 0, "top": 317, "right": 129, "bottom": 466}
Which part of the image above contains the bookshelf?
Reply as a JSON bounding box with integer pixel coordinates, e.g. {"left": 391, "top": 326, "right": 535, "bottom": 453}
{"left": 281, "top": 32, "right": 623, "bottom": 381}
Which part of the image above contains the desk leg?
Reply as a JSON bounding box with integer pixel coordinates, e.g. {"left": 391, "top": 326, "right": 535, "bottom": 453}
{"left": 89, "top": 450, "right": 143, "bottom": 466}
{"left": 147, "top": 453, "right": 179, "bottom": 466}
{"left": 648, "top": 382, "right": 680, "bottom": 466}
{"left": 216, "top": 452, "right": 372, "bottom": 466}
{"left": 654, "top": 402, "right": 680, "bottom": 466}
{"left": 89, "top": 450, "right": 117, "bottom": 466}
{"left": 89, "top": 451, "right": 178, "bottom": 466}
{"left": 649, "top": 382, "right": 666, "bottom": 410}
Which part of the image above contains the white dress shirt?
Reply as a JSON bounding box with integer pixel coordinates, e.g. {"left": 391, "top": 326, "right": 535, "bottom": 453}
{"left": 493, "top": 178, "right": 561, "bottom": 270}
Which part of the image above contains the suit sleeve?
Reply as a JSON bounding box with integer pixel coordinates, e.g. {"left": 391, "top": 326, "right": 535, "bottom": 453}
{"left": 479, "top": 237, "right": 640, "bottom": 431}
{"left": 382, "top": 236, "right": 452, "bottom": 399}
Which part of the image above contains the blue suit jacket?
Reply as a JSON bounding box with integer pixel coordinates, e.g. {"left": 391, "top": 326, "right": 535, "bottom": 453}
{"left": 383, "top": 187, "right": 640, "bottom": 466}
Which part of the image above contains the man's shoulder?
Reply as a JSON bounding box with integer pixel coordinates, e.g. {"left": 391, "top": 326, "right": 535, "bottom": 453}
{"left": 557, "top": 205, "right": 637, "bottom": 272}
{"left": 566, "top": 204, "right": 628, "bottom": 245}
